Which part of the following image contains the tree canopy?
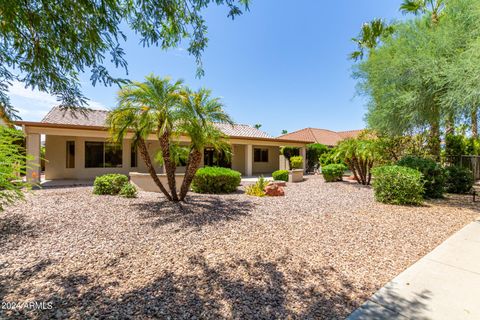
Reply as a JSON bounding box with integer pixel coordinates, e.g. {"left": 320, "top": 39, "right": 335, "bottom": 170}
{"left": 0, "top": 0, "right": 249, "bottom": 120}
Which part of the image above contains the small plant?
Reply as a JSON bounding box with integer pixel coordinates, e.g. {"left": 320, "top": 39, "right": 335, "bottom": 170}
{"left": 445, "top": 166, "right": 474, "bottom": 194}
{"left": 93, "top": 174, "right": 129, "bottom": 195}
{"left": 290, "top": 156, "right": 303, "bottom": 170}
{"left": 191, "top": 167, "right": 241, "bottom": 194}
{"left": 397, "top": 155, "right": 445, "bottom": 198}
{"left": 272, "top": 170, "right": 289, "bottom": 182}
{"left": 322, "top": 164, "right": 346, "bottom": 182}
{"left": 372, "top": 165, "right": 424, "bottom": 205}
{"left": 119, "top": 182, "right": 138, "bottom": 198}
{"left": 245, "top": 176, "right": 269, "bottom": 197}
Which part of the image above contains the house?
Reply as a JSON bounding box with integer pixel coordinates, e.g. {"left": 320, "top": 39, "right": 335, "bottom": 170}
{"left": 278, "top": 127, "right": 364, "bottom": 147}
{"left": 15, "top": 107, "right": 308, "bottom": 182}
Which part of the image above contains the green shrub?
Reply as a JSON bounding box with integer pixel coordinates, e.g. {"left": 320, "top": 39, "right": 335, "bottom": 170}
{"left": 191, "top": 167, "right": 241, "bottom": 194}
{"left": 397, "top": 156, "right": 445, "bottom": 198}
{"left": 272, "top": 170, "right": 289, "bottom": 182}
{"left": 290, "top": 156, "right": 303, "bottom": 169}
{"left": 445, "top": 166, "right": 474, "bottom": 194}
{"left": 93, "top": 174, "right": 129, "bottom": 195}
{"left": 306, "top": 143, "right": 328, "bottom": 171}
{"left": 119, "top": 183, "right": 138, "bottom": 198}
{"left": 322, "top": 164, "right": 346, "bottom": 182}
{"left": 245, "top": 176, "right": 268, "bottom": 197}
{"left": 372, "top": 165, "right": 424, "bottom": 205}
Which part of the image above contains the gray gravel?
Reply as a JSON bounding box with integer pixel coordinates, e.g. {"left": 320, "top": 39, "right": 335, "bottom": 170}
{"left": 0, "top": 175, "right": 477, "bottom": 319}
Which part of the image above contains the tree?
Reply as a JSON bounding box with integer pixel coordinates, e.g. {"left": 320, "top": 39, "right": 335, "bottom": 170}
{"left": 306, "top": 143, "right": 328, "bottom": 172}
{"left": 0, "top": 127, "right": 31, "bottom": 211}
{"left": 176, "top": 88, "right": 232, "bottom": 200}
{"left": 350, "top": 19, "right": 394, "bottom": 61}
{"left": 400, "top": 0, "right": 446, "bottom": 24}
{"left": 0, "top": 0, "right": 249, "bottom": 121}
{"left": 254, "top": 124, "right": 262, "bottom": 129}
{"left": 334, "top": 138, "right": 379, "bottom": 185}
{"left": 281, "top": 129, "right": 288, "bottom": 134}
{"left": 109, "top": 75, "right": 232, "bottom": 202}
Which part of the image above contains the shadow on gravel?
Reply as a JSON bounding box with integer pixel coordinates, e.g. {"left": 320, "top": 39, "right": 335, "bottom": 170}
{"left": 0, "top": 255, "right": 373, "bottom": 320}
{"left": 0, "top": 213, "right": 37, "bottom": 245}
{"left": 132, "top": 195, "right": 255, "bottom": 229}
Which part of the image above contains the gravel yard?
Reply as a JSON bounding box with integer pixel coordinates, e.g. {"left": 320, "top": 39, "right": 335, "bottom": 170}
{"left": 1, "top": 175, "right": 478, "bottom": 319}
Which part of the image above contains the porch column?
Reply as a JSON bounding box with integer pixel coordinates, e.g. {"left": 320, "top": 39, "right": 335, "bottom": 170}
{"left": 26, "top": 133, "right": 41, "bottom": 183}
{"left": 245, "top": 144, "right": 253, "bottom": 176}
{"left": 300, "top": 146, "right": 306, "bottom": 172}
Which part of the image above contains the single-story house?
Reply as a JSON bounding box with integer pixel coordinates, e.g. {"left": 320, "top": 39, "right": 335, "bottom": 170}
{"left": 15, "top": 107, "right": 308, "bottom": 183}
{"left": 278, "top": 127, "right": 364, "bottom": 147}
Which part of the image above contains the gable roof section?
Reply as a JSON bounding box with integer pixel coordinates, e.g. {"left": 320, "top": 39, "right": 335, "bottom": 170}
{"left": 278, "top": 128, "right": 363, "bottom": 146}
{"left": 40, "top": 106, "right": 273, "bottom": 139}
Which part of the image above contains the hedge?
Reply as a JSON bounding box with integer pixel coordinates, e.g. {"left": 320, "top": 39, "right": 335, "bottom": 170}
{"left": 397, "top": 156, "right": 445, "bottom": 198}
{"left": 93, "top": 174, "right": 129, "bottom": 195}
{"left": 191, "top": 167, "right": 241, "bottom": 194}
{"left": 272, "top": 170, "right": 289, "bottom": 182}
{"left": 372, "top": 165, "right": 424, "bottom": 205}
{"left": 322, "top": 164, "right": 346, "bottom": 182}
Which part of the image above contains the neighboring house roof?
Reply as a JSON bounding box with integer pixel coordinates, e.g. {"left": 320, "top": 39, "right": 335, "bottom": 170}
{"left": 278, "top": 128, "right": 364, "bottom": 146}
{"left": 41, "top": 106, "right": 274, "bottom": 139}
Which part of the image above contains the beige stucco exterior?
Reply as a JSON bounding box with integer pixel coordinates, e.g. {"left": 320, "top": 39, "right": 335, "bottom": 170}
{"left": 19, "top": 122, "right": 307, "bottom": 182}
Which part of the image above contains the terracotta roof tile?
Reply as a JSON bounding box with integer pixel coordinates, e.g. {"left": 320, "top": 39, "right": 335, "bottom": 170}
{"left": 41, "top": 106, "right": 273, "bottom": 139}
{"left": 278, "top": 128, "right": 363, "bottom": 146}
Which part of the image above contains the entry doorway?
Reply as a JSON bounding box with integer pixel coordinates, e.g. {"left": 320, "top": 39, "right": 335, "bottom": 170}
{"left": 204, "top": 147, "right": 231, "bottom": 168}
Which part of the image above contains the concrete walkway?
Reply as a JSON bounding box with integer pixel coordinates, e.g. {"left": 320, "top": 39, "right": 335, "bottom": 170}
{"left": 348, "top": 220, "right": 480, "bottom": 320}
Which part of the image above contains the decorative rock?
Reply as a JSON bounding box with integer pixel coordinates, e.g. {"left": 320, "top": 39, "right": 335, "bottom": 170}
{"left": 269, "top": 181, "right": 287, "bottom": 187}
{"left": 264, "top": 184, "right": 285, "bottom": 196}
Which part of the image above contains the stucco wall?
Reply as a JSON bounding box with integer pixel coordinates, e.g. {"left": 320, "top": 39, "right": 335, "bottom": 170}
{"left": 231, "top": 144, "right": 246, "bottom": 174}
{"left": 252, "top": 145, "right": 280, "bottom": 174}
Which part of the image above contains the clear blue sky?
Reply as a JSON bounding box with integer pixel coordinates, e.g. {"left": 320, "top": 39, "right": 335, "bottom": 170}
{"left": 12, "top": 1, "right": 403, "bottom": 137}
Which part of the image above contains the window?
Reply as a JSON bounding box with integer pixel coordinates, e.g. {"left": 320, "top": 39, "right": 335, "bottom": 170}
{"left": 254, "top": 148, "right": 269, "bottom": 162}
{"left": 85, "top": 142, "right": 122, "bottom": 168}
{"left": 131, "top": 144, "right": 137, "bottom": 168}
{"left": 66, "top": 141, "right": 75, "bottom": 168}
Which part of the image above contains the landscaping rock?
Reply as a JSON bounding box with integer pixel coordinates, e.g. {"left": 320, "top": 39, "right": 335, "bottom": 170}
{"left": 264, "top": 184, "right": 285, "bottom": 196}
{"left": 269, "top": 181, "right": 287, "bottom": 187}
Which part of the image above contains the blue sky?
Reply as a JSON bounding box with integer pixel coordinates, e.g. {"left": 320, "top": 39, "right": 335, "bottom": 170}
{"left": 11, "top": 1, "right": 403, "bottom": 137}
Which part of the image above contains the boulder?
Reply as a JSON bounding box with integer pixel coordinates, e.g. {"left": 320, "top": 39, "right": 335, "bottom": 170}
{"left": 269, "top": 181, "right": 287, "bottom": 187}
{"left": 264, "top": 184, "right": 285, "bottom": 196}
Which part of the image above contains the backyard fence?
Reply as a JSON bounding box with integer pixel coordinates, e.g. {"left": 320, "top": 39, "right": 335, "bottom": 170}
{"left": 445, "top": 155, "right": 480, "bottom": 180}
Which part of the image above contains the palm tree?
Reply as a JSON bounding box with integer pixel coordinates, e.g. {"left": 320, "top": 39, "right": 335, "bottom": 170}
{"left": 109, "top": 75, "right": 183, "bottom": 201}
{"left": 176, "top": 88, "right": 232, "bottom": 201}
{"left": 400, "top": 0, "right": 445, "bottom": 24}
{"left": 350, "top": 19, "right": 394, "bottom": 61}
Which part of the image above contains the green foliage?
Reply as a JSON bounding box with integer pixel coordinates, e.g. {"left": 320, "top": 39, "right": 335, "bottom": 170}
{"left": 397, "top": 156, "right": 445, "bottom": 198}
{"left": 319, "top": 147, "right": 343, "bottom": 166}
{"left": 445, "top": 166, "right": 474, "bottom": 194}
{"left": 445, "top": 134, "right": 466, "bottom": 157}
{"left": 0, "top": 0, "right": 249, "bottom": 118}
{"left": 0, "top": 127, "right": 30, "bottom": 211}
{"left": 372, "top": 165, "right": 425, "bottom": 205}
{"left": 322, "top": 164, "right": 347, "bottom": 182}
{"left": 289, "top": 156, "right": 303, "bottom": 170}
{"left": 93, "top": 174, "right": 129, "bottom": 195}
{"left": 306, "top": 143, "right": 329, "bottom": 171}
{"left": 272, "top": 170, "right": 289, "bottom": 182}
{"left": 191, "top": 167, "right": 241, "bottom": 194}
{"left": 335, "top": 138, "right": 379, "bottom": 185}
{"left": 465, "top": 137, "right": 480, "bottom": 155}
{"left": 245, "top": 176, "right": 268, "bottom": 197}
{"left": 119, "top": 183, "right": 138, "bottom": 198}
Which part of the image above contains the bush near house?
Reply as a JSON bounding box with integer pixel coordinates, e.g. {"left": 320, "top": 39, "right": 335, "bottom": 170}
{"left": 272, "top": 170, "right": 289, "bottom": 182}
{"left": 245, "top": 176, "right": 268, "bottom": 197}
{"left": 93, "top": 174, "right": 129, "bottom": 195}
{"left": 372, "top": 165, "right": 424, "bottom": 205}
{"left": 322, "top": 164, "right": 347, "bottom": 182}
{"left": 306, "top": 143, "right": 328, "bottom": 171}
{"left": 445, "top": 166, "right": 474, "bottom": 194}
{"left": 397, "top": 156, "right": 445, "bottom": 198}
{"left": 191, "top": 167, "right": 241, "bottom": 194}
{"left": 119, "top": 183, "right": 138, "bottom": 198}
{"left": 290, "top": 156, "right": 303, "bottom": 170}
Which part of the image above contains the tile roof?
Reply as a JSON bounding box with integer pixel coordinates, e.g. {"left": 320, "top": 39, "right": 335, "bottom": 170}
{"left": 278, "top": 128, "right": 364, "bottom": 146}
{"left": 41, "top": 106, "right": 273, "bottom": 139}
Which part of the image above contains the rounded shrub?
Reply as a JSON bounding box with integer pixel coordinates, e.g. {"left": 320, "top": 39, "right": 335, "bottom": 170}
{"left": 397, "top": 156, "right": 445, "bottom": 198}
{"left": 272, "top": 170, "right": 289, "bottom": 182}
{"left": 322, "top": 164, "right": 346, "bottom": 182}
{"left": 290, "top": 156, "right": 303, "bottom": 170}
{"left": 191, "top": 167, "right": 241, "bottom": 194}
{"left": 372, "top": 165, "right": 424, "bottom": 205}
{"left": 119, "top": 182, "right": 138, "bottom": 198}
{"left": 445, "top": 166, "right": 474, "bottom": 194}
{"left": 93, "top": 174, "right": 129, "bottom": 195}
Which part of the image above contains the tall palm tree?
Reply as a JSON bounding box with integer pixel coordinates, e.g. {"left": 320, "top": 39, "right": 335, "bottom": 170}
{"left": 109, "top": 75, "right": 183, "bottom": 201}
{"left": 350, "top": 19, "right": 394, "bottom": 61}
{"left": 400, "top": 0, "right": 445, "bottom": 24}
{"left": 176, "top": 88, "right": 232, "bottom": 201}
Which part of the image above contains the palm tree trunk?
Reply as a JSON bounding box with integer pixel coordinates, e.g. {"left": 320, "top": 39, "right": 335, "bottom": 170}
{"left": 179, "top": 149, "right": 202, "bottom": 201}
{"left": 472, "top": 106, "right": 478, "bottom": 138}
{"left": 446, "top": 113, "right": 455, "bottom": 136}
{"left": 158, "top": 131, "right": 179, "bottom": 201}
{"left": 137, "top": 139, "right": 172, "bottom": 201}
